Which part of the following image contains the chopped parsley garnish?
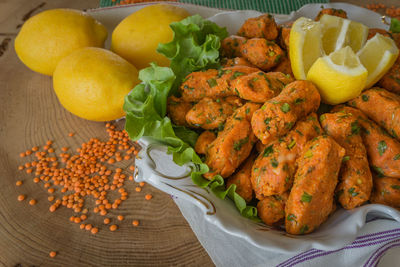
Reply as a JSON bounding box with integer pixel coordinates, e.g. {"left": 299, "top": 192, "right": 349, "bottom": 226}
{"left": 264, "top": 117, "right": 271, "bottom": 125}
{"left": 231, "top": 71, "right": 245, "bottom": 79}
{"left": 372, "top": 166, "right": 385, "bottom": 177}
{"left": 304, "top": 150, "right": 313, "bottom": 158}
{"left": 351, "top": 121, "right": 360, "bottom": 135}
{"left": 287, "top": 140, "right": 296, "bottom": 149}
{"left": 287, "top": 214, "right": 297, "bottom": 222}
{"left": 301, "top": 192, "right": 312, "bottom": 203}
{"left": 263, "top": 145, "right": 274, "bottom": 157}
{"left": 285, "top": 121, "right": 294, "bottom": 129}
{"left": 394, "top": 154, "right": 400, "bottom": 160}
{"left": 313, "top": 125, "right": 320, "bottom": 134}
{"left": 348, "top": 187, "right": 359, "bottom": 197}
{"left": 377, "top": 140, "right": 387, "bottom": 156}
{"left": 234, "top": 88, "right": 240, "bottom": 96}
{"left": 300, "top": 225, "right": 309, "bottom": 234}
{"left": 270, "top": 158, "right": 279, "bottom": 168}
{"left": 233, "top": 137, "right": 249, "bottom": 151}
{"left": 207, "top": 78, "right": 217, "bottom": 87}
{"left": 362, "top": 94, "right": 369, "bottom": 102}
{"left": 281, "top": 103, "right": 291, "bottom": 113}
{"left": 391, "top": 185, "right": 400, "bottom": 190}
{"left": 342, "top": 156, "right": 350, "bottom": 162}
{"left": 294, "top": 98, "right": 305, "bottom": 104}
{"left": 274, "top": 54, "right": 281, "bottom": 64}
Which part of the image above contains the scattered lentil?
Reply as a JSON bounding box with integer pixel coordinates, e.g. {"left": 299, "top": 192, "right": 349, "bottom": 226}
{"left": 15, "top": 123, "right": 147, "bottom": 241}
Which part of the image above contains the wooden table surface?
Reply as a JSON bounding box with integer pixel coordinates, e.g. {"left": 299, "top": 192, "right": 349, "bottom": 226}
{"left": 0, "top": 0, "right": 398, "bottom": 266}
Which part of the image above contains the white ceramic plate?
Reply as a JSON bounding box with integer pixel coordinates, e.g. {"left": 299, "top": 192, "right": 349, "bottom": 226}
{"left": 88, "top": 2, "right": 400, "bottom": 253}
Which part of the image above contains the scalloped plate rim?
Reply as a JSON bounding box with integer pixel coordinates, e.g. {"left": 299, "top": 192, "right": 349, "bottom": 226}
{"left": 88, "top": 2, "right": 399, "bottom": 253}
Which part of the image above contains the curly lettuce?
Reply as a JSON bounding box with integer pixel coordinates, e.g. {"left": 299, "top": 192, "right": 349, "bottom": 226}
{"left": 157, "top": 14, "right": 228, "bottom": 94}
{"left": 390, "top": 18, "right": 400, "bottom": 33}
{"left": 123, "top": 15, "right": 259, "bottom": 221}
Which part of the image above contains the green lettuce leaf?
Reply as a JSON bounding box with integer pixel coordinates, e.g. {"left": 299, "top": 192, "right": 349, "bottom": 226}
{"left": 124, "top": 17, "right": 259, "bottom": 222}
{"left": 390, "top": 18, "right": 400, "bottom": 33}
{"left": 157, "top": 14, "right": 228, "bottom": 94}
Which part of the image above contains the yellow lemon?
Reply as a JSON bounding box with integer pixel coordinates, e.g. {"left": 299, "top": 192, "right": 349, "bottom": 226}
{"left": 289, "top": 17, "right": 323, "bottom": 80}
{"left": 319, "top": 14, "right": 368, "bottom": 55}
{"left": 357, "top": 33, "right": 399, "bottom": 89}
{"left": 111, "top": 4, "right": 189, "bottom": 69}
{"left": 53, "top": 47, "right": 139, "bottom": 121}
{"left": 307, "top": 46, "right": 368, "bottom": 105}
{"left": 15, "top": 9, "right": 107, "bottom": 76}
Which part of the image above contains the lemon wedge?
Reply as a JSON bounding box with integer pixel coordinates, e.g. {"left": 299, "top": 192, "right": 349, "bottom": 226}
{"left": 307, "top": 46, "right": 368, "bottom": 105}
{"left": 319, "top": 14, "right": 368, "bottom": 55}
{"left": 289, "top": 17, "right": 323, "bottom": 80}
{"left": 357, "top": 33, "right": 399, "bottom": 89}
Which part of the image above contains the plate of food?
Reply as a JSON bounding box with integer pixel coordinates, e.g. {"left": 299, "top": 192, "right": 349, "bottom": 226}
{"left": 89, "top": 2, "right": 400, "bottom": 252}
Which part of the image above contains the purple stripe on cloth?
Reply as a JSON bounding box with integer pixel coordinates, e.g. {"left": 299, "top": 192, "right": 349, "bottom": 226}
{"left": 370, "top": 242, "right": 400, "bottom": 267}
{"left": 277, "top": 228, "right": 400, "bottom": 267}
{"left": 278, "top": 233, "right": 400, "bottom": 267}
{"left": 346, "top": 235, "right": 400, "bottom": 249}
{"left": 287, "top": 236, "right": 400, "bottom": 267}
{"left": 353, "top": 232, "right": 400, "bottom": 244}
{"left": 278, "top": 228, "right": 400, "bottom": 267}
{"left": 355, "top": 228, "right": 400, "bottom": 241}
{"left": 363, "top": 238, "right": 400, "bottom": 267}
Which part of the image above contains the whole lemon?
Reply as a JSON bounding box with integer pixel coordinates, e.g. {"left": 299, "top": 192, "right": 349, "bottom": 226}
{"left": 15, "top": 9, "right": 107, "bottom": 76}
{"left": 111, "top": 4, "right": 189, "bottom": 69}
{"left": 53, "top": 47, "right": 139, "bottom": 121}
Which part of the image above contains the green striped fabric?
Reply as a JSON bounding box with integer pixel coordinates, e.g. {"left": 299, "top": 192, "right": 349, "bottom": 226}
{"left": 99, "top": 0, "right": 330, "bottom": 14}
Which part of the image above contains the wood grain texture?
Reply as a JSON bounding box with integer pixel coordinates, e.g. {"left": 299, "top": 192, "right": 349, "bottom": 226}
{"left": 0, "top": 0, "right": 212, "bottom": 266}
{"left": 1, "top": 0, "right": 399, "bottom": 266}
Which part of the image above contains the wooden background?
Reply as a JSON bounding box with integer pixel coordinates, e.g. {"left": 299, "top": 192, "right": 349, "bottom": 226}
{"left": 0, "top": 0, "right": 398, "bottom": 266}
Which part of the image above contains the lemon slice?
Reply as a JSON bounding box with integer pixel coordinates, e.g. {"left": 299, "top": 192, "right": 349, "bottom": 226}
{"left": 319, "top": 14, "right": 368, "bottom": 55}
{"left": 357, "top": 33, "right": 399, "bottom": 89}
{"left": 289, "top": 17, "right": 323, "bottom": 80}
{"left": 307, "top": 46, "right": 368, "bottom": 105}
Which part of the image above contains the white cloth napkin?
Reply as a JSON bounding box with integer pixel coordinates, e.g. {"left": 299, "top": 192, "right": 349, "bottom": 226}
{"left": 174, "top": 197, "right": 400, "bottom": 267}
